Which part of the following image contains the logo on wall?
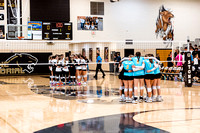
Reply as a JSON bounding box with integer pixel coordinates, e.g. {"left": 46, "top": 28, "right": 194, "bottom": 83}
{"left": 155, "top": 5, "right": 174, "bottom": 42}
{"left": 0, "top": 53, "right": 38, "bottom": 74}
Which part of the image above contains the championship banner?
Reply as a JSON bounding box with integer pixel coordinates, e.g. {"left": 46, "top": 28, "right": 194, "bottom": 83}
{"left": 7, "top": 0, "right": 22, "bottom": 24}
{"left": 0, "top": 53, "right": 52, "bottom": 75}
{"left": 0, "top": 25, "right": 5, "bottom": 39}
{"left": 185, "top": 52, "right": 192, "bottom": 87}
{"left": 28, "top": 21, "right": 42, "bottom": 39}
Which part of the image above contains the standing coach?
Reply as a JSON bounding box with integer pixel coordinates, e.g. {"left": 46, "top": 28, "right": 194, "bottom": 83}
{"left": 94, "top": 53, "right": 105, "bottom": 79}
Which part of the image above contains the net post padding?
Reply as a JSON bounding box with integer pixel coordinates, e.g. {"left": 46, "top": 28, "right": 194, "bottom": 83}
{"left": 184, "top": 52, "right": 192, "bottom": 87}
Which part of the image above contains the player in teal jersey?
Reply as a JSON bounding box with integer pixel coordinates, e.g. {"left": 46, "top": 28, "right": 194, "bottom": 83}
{"left": 152, "top": 61, "right": 163, "bottom": 102}
{"left": 119, "top": 55, "right": 134, "bottom": 103}
{"left": 144, "top": 55, "right": 158, "bottom": 103}
{"left": 132, "top": 52, "right": 145, "bottom": 104}
{"left": 118, "top": 58, "right": 127, "bottom": 102}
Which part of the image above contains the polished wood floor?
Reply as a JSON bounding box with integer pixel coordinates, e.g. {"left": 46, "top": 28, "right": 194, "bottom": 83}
{"left": 0, "top": 72, "right": 200, "bottom": 133}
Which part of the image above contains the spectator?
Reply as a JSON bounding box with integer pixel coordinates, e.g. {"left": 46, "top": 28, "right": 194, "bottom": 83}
{"left": 190, "top": 46, "right": 194, "bottom": 54}
{"left": 114, "top": 55, "right": 117, "bottom": 62}
{"left": 192, "top": 48, "right": 199, "bottom": 58}
{"left": 114, "top": 55, "right": 117, "bottom": 73}
{"left": 175, "top": 50, "right": 183, "bottom": 67}
{"left": 193, "top": 54, "right": 199, "bottom": 82}
{"left": 115, "top": 53, "right": 121, "bottom": 73}
{"left": 167, "top": 54, "right": 173, "bottom": 67}
{"left": 184, "top": 47, "right": 188, "bottom": 52}
{"left": 117, "top": 53, "right": 121, "bottom": 62}
{"left": 194, "top": 44, "right": 198, "bottom": 49}
{"left": 174, "top": 49, "right": 178, "bottom": 59}
{"left": 156, "top": 54, "right": 160, "bottom": 61}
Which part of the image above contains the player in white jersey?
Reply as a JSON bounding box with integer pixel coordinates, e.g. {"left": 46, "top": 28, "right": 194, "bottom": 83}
{"left": 48, "top": 55, "right": 53, "bottom": 85}
{"left": 55, "top": 57, "right": 63, "bottom": 86}
{"left": 51, "top": 56, "right": 58, "bottom": 86}
{"left": 75, "top": 55, "right": 82, "bottom": 85}
{"left": 69, "top": 55, "right": 77, "bottom": 86}
{"left": 62, "top": 57, "right": 70, "bottom": 85}
{"left": 80, "top": 55, "right": 88, "bottom": 85}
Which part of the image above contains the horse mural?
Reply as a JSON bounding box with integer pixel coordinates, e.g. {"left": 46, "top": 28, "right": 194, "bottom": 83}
{"left": 155, "top": 5, "right": 174, "bottom": 44}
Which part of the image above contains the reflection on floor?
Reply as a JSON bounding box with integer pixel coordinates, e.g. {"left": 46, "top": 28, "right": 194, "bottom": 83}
{"left": 35, "top": 110, "right": 170, "bottom": 133}
{"left": 31, "top": 85, "right": 120, "bottom": 104}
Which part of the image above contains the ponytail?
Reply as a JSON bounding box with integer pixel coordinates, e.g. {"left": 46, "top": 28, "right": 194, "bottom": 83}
{"left": 149, "top": 54, "right": 154, "bottom": 63}
{"left": 136, "top": 52, "right": 141, "bottom": 62}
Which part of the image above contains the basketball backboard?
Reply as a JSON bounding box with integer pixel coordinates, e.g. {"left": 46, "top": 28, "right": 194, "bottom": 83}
{"left": 6, "top": 24, "right": 33, "bottom": 40}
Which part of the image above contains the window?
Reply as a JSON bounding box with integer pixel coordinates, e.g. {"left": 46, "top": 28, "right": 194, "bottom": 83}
{"left": 90, "top": 2, "right": 104, "bottom": 15}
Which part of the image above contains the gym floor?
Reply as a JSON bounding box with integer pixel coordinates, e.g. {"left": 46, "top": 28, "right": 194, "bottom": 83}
{"left": 0, "top": 72, "right": 200, "bottom": 133}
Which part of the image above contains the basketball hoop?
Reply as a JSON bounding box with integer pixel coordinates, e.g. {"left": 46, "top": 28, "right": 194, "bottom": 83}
{"left": 17, "top": 36, "right": 24, "bottom": 40}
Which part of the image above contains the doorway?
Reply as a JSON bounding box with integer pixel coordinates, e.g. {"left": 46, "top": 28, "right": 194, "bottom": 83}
{"left": 124, "top": 49, "right": 134, "bottom": 57}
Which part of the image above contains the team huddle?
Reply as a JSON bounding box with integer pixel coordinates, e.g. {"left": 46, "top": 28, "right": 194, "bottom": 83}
{"left": 48, "top": 52, "right": 163, "bottom": 103}
{"left": 48, "top": 54, "right": 89, "bottom": 86}
{"left": 118, "top": 52, "right": 163, "bottom": 103}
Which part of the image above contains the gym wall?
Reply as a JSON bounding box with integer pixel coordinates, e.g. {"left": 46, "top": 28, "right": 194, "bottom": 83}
{"left": 0, "top": 0, "right": 200, "bottom": 41}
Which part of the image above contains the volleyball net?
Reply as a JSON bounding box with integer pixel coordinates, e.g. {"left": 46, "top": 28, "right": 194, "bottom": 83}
{"left": 0, "top": 40, "right": 198, "bottom": 86}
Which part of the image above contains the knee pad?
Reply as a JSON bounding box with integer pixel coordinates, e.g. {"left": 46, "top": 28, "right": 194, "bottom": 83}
{"left": 78, "top": 76, "right": 81, "bottom": 79}
{"left": 55, "top": 76, "right": 59, "bottom": 79}
{"left": 119, "top": 86, "right": 123, "bottom": 90}
{"left": 129, "top": 88, "right": 133, "bottom": 92}
{"left": 71, "top": 76, "right": 76, "bottom": 79}
{"left": 157, "top": 86, "right": 160, "bottom": 89}
{"left": 124, "top": 88, "right": 128, "bottom": 92}
{"left": 147, "top": 88, "right": 152, "bottom": 92}
{"left": 140, "top": 87, "right": 144, "bottom": 90}
{"left": 50, "top": 76, "right": 54, "bottom": 79}
{"left": 134, "top": 87, "right": 138, "bottom": 90}
{"left": 83, "top": 75, "right": 87, "bottom": 78}
{"left": 153, "top": 86, "right": 157, "bottom": 90}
